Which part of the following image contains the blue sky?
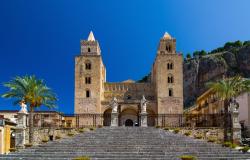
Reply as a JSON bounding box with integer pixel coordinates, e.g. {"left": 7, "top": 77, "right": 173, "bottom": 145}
{"left": 1, "top": 0, "right": 250, "bottom": 113}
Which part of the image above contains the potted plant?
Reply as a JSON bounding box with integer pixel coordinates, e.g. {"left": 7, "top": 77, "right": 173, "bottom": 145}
{"left": 222, "top": 141, "right": 232, "bottom": 147}
{"left": 78, "top": 128, "right": 85, "bottom": 133}
{"left": 55, "top": 135, "right": 61, "bottom": 140}
{"left": 42, "top": 136, "right": 49, "bottom": 143}
{"left": 194, "top": 134, "right": 203, "bottom": 139}
{"left": 89, "top": 127, "right": 96, "bottom": 131}
{"left": 9, "top": 148, "right": 18, "bottom": 152}
{"left": 155, "top": 125, "right": 161, "bottom": 128}
{"left": 207, "top": 136, "right": 217, "bottom": 143}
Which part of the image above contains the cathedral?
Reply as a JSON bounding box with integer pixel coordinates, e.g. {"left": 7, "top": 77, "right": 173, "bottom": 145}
{"left": 74, "top": 31, "right": 183, "bottom": 126}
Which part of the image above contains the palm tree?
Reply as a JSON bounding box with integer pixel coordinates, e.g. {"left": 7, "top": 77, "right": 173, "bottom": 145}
{"left": 207, "top": 76, "right": 250, "bottom": 141}
{"left": 2, "top": 75, "right": 57, "bottom": 144}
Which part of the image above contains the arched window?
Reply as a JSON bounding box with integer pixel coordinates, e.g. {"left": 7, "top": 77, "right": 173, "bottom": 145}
{"left": 168, "top": 75, "right": 174, "bottom": 83}
{"left": 168, "top": 88, "right": 173, "bottom": 97}
{"left": 86, "top": 90, "right": 90, "bottom": 98}
{"left": 167, "top": 62, "right": 173, "bottom": 70}
{"left": 85, "top": 61, "right": 91, "bottom": 70}
{"left": 85, "top": 77, "right": 91, "bottom": 84}
{"left": 88, "top": 48, "right": 91, "bottom": 52}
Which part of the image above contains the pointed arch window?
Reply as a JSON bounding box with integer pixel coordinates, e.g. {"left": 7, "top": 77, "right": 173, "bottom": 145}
{"left": 167, "top": 62, "right": 173, "bottom": 70}
{"left": 168, "top": 74, "right": 174, "bottom": 83}
{"left": 85, "top": 61, "right": 91, "bottom": 70}
{"left": 88, "top": 48, "right": 91, "bottom": 52}
{"left": 85, "top": 77, "right": 91, "bottom": 84}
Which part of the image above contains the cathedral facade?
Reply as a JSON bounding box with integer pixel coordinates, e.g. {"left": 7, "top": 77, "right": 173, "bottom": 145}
{"left": 74, "top": 31, "right": 183, "bottom": 126}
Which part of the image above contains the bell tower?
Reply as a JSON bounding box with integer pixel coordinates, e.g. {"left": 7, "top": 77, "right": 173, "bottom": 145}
{"left": 152, "top": 32, "right": 183, "bottom": 114}
{"left": 74, "top": 31, "right": 106, "bottom": 114}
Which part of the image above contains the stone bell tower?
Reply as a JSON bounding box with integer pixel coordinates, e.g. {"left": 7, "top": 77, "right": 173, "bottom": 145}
{"left": 152, "top": 32, "right": 183, "bottom": 114}
{"left": 74, "top": 31, "right": 106, "bottom": 114}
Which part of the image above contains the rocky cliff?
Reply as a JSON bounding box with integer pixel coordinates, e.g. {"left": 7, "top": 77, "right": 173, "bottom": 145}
{"left": 184, "top": 44, "right": 250, "bottom": 107}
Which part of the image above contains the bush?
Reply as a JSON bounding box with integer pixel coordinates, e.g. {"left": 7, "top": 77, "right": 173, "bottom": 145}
{"left": 24, "top": 143, "right": 33, "bottom": 148}
{"left": 240, "top": 146, "right": 250, "bottom": 153}
{"left": 194, "top": 134, "right": 203, "bottom": 139}
{"left": 78, "top": 128, "right": 85, "bottom": 133}
{"left": 230, "top": 143, "right": 238, "bottom": 149}
{"left": 97, "top": 125, "right": 103, "bottom": 128}
{"left": 179, "top": 155, "right": 197, "bottom": 160}
{"left": 72, "top": 156, "right": 91, "bottom": 160}
{"left": 184, "top": 131, "right": 191, "bottom": 136}
{"left": 207, "top": 136, "right": 217, "bottom": 143}
{"left": 155, "top": 125, "right": 161, "bottom": 128}
{"left": 89, "top": 127, "right": 96, "bottom": 131}
{"left": 67, "top": 132, "right": 75, "bottom": 137}
{"left": 222, "top": 141, "right": 232, "bottom": 147}
{"left": 9, "top": 148, "right": 18, "bottom": 152}
{"left": 55, "top": 135, "right": 61, "bottom": 140}
{"left": 173, "top": 128, "right": 180, "bottom": 134}
{"left": 164, "top": 127, "right": 170, "bottom": 131}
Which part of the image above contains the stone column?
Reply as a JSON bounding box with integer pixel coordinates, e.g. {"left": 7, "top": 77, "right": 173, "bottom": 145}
{"left": 111, "top": 112, "right": 118, "bottom": 127}
{"left": 140, "top": 113, "right": 148, "bottom": 127}
{"left": 229, "top": 99, "right": 241, "bottom": 144}
{"left": 15, "top": 102, "right": 28, "bottom": 149}
{"left": 231, "top": 110, "right": 241, "bottom": 144}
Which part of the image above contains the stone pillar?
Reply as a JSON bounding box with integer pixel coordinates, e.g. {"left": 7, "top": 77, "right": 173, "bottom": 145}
{"left": 140, "top": 113, "right": 147, "bottom": 127}
{"left": 15, "top": 102, "right": 28, "bottom": 149}
{"left": 111, "top": 112, "right": 118, "bottom": 127}
{"left": 232, "top": 110, "right": 241, "bottom": 144}
{"left": 15, "top": 112, "right": 28, "bottom": 149}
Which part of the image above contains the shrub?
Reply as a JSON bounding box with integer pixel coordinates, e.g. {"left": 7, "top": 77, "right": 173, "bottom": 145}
{"left": 194, "top": 134, "right": 203, "bottom": 139}
{"left": 78, "top": 128, "right": 85, "bottom": 133}
{"left": 230, "top": 143, "right": 238, "bottom": 149}
{"left": 72, "top": 156, "right": 91, "bottom": 160}
{"left": 24, "top": 143, "right": 33, "bottom": 148}
{"left": 97, "top": 125, "right": 103, "bottom": 128}
{"left": 164, "top": 127, "right": 170, "bottom": 131}
{"left": 179, "top": 155, "right": 197, "bottom": 160}
{"left": 155, "top": 125, "right": 161, "bottom": 128}
{"left": 89, "top": 127, "right": 96, "bottom": 131}
{"left": 173, "top": 128, "right": 180, "bottom": 134}
{"left": 222, "top": 141, "right": 232, "bottom": 147}
{"left": 240, "top": 146, "right": 250, "bottom": 153}
{"left": 55, "top": 135, "right": 61, "bottom": 140}
{"left": 207, "top": 136, "right": 217, "bottom": 143}
{"left": 67, "top": 132, "right": 75, "bottom": 137}
{"left": 9, "top": 148, "right": 18, "bottom": 152}
{"left": 184, "top": 131, "right": 191, "bottom": 136}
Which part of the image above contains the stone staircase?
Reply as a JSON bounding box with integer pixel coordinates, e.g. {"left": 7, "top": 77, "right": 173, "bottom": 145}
{"left": 1, "top": 127, "right": 250, "bottom": 160}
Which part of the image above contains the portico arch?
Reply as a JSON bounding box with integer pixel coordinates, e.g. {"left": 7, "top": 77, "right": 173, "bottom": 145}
{"left": 103, "top": 108, "right": 112, "bottom": 126}
{"left": 120, "top": 108, "right": 138, "bottom": 126}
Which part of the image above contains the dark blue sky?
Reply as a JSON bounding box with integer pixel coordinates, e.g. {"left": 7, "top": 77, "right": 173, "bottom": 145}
{"left": 1, "top": 0, "right": 250, "bottom": 113}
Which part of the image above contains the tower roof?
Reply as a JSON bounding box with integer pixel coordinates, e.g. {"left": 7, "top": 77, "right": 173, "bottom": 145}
{"left": 87, "top": 31, "right": 95, "bottom": 41}
{"left": 163, "top": 32, "right": 172, "bottom": 39}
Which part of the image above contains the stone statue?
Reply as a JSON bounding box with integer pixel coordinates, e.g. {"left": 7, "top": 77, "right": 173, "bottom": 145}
{"left": 19, "top": 100, "right": 28, "bottom": 114}
{"left": 140, "top": 95, "right": 148, "bottom": 113}
{"left": 229, "top": 98, "right": 239, "bottom": 113}
{"left": 110, "top": 97, "right": 118, "bottom": 113}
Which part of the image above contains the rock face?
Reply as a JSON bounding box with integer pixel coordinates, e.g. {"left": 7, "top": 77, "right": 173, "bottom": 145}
{"left": 184, "top": 45, "right": 250, "bottom": 107}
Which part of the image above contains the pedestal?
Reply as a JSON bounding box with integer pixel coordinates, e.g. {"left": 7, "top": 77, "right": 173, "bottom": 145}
{"left": 140, "top": 113, "right": 148, "bottom": 127}
{"left": 15, "top": 112, "right": 28, "bottom": 149}
{"left": 111, "top": 112, "right": 118, "bottom": 127}
{"left": 231, "top": 111, "right": 241, "bottom": 144}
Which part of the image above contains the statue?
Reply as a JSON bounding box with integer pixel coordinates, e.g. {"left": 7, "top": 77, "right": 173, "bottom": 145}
{"left": 229, "top": 98, "right": 239, "bottom": 113}
{"left": 140, "top": 95, "right": 148, "bottom": 113}
{"left": 110, "top": 97, "right": 118, "bottom": 113}
{"left": 19, "top": 100, "right": 28, "bottom": 114}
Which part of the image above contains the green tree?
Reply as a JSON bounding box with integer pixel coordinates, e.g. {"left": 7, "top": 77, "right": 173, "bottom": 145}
{"left": 199, "top": 50, "right": 207, "bottom": 56}
{"left": 2, "top": 76, "right": 57, "bottom": 144}
{"left": 206, "top": 76, "right": 250, "bottom": 141}
{"left": 186, "top": 53, "right": 191, "bottom": 59}
{"left": 193, "top": 51, "right": 200, "bottom": 57}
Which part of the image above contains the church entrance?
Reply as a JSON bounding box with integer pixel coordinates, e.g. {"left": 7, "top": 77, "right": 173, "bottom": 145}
{"left": 125, "top": 119, "right": 133, "bottom": 126}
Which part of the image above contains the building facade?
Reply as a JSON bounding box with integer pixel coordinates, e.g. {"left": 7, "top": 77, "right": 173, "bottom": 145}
{"left": 74, "top": 31, "right": 183, "bottom": 126}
